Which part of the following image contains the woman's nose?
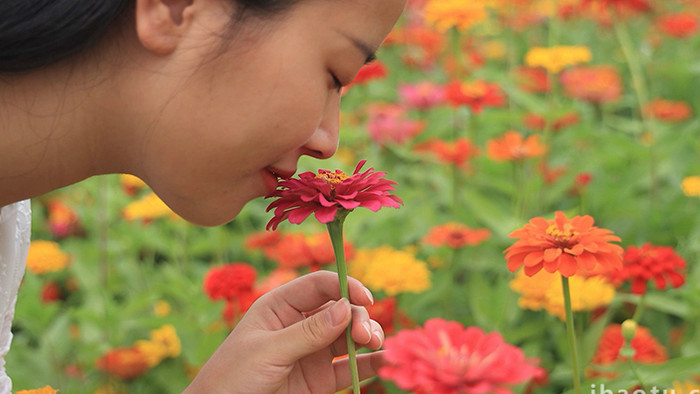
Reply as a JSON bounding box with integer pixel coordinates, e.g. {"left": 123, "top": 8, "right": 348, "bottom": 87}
{"left": 302, "top": 93, "right": 340, "bottom": 160}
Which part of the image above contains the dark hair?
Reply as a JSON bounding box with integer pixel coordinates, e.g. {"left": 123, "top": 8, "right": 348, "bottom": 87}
{"left": 0, "top": 0, "right": 300, "bottom": 73}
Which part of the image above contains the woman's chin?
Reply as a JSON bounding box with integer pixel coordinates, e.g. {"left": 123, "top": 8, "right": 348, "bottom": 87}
{"left": 168, "top": 198, "right": 245, "bottom": 227}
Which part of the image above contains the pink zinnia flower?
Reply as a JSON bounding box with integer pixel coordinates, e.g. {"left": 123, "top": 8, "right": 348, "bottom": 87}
{"left": 367, "top": 104, "right": 426, "bottom": 146}
{"left": 380, "top": 318, "right": 543, "bottom": 394}
{"left": 265, "top": 160, "right": 402, "bottom": 230}
{"left": 398, "top": 81, "right": 446, "bottom": 110}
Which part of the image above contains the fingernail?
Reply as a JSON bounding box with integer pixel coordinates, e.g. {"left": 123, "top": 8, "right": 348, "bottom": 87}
{"left": 373, "top": 329, "right": 384, "bottom": 347}
{"left": 363, "top": 321, "right": 372, "bottom": 339}
{"left": 328, "top": 298, "right": 349, "bottom": 327}
{"left": 363, "top": 287, "right": 374, "bottom": 305}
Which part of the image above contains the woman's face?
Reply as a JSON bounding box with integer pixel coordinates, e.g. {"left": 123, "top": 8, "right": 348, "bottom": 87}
{"left": 132, "top": 0, "right": 405, "bottom": 226}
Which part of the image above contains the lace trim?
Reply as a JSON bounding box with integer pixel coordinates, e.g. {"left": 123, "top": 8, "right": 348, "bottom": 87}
{"left": 0, "top": 200, "right": 32, "bottom": 394}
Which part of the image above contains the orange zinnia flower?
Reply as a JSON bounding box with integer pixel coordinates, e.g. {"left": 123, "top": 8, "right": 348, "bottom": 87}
{"left": 95, "top": 347, "right": 150, "bottom": 380}
{"left": 560, "top": 65, "right": 622, "bottom": 104}
{"left": 413, "top": 137, "right": 480, "bottom": 170}
{"left": 444, "top": 80, "right": 506, "bottom": 114}
{"left": 16, "top": 386, "right": 58, "bottom": 394}
{"left": 644, "top": 99, "right": 693, "bottom": 123}
{"left": 422, "top": 222, "right": 491, "bottom": 248}
{"left": 505, "top": 211, "right": 623, "bottom": 277}
{"left": 486, "top": 130, "right": 547, "bottom": 162}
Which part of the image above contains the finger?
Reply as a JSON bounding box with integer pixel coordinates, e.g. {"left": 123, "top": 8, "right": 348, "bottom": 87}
{"left": 333, "top": 351, "right": 387, "bottom": 392}
{"left": 272, "top": 298, "right": 351, "bottom": 365}
{"left": 330, "top": 319, "right": 384, "bottom": 357}
{"left": 366, "top": 320, "right": 385, "bottom": 351}
{"left": 271, "top": 271, "right": 374, "bottom": 313}
{"left": 350, "top": 305, "right": 372, "bottom": 345}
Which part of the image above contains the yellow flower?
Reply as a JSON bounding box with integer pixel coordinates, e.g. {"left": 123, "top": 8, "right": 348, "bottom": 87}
{"left": 509, "top": 269, "right": 557, "bottom": 310}
{"left": 26, "top": 241, "right": 70, "bottom": 274}
{"left": 16, "top": 386, "right": 58, "bottom": 394}
{"left": 133, "top": 325, "right": 181, "bottom": 367}
{"left": 510, "top": 270, "right": 615, "bottom": 320}
{"left": 544, "top": 275, "right": 615, "bottom": 320}
{"left": 525, "top": 46, "right": 592, "bottom": 74}
{"left": 122, "top": 192, "right": 181, "bottom": 222}
{"left": 119, "top": 174, "right": 147, "bottom": 191}
{"left": 350, "top": 246, "right": 431, "bottom": 295}
{"left": 671, "top": 381, "right": 700, "bottom": 394}
{"left": 133, "top": 339, "right": 167, "bottom": 367}
{"left": 153, "top": 300, "right": 172, "bottom": 317}
{"left": 424, "top": 0, "right": 488, "bottom": 33}
{"left": 681, "top": 176, "right": 700, "bottom": 197}
{"left": 150, "top": 324, "right": 181, "bottom": 358}
{"left": 481, "top": 40, "right": 507, "bottom": 60}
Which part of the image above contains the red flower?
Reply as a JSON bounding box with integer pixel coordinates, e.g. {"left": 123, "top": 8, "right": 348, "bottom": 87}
{"left": 203, "top": 263, "right": 257, "bottom": 301}
{"left": 367, "top": 297, "right": 398, "bottom": 336}
{"left": 344, "top": 62, "right": 388, "bottom": 90}
{"left": 560, "top": 65, "right": 622, "bottom": 104}
{"left": 581, "top": 0, "right": 652, "bottom": 14}
{"left": 515, "top": 66, "right": 550, "bottom": 94}
{"left": 524, "top": 112, "right": 580, "bottom": 132}
{"left": 505, "top": 211, "right": 623, "bottom": 277}
{"left": 606, "top": 243, "right": 686, "bottom": 295}
{"left": 588, "top": 324, "right": 667, "bottom": 378}
{"left": 422, "top": 222, "right": 491, "bottom": 248}
{"left": 444, "top": 80, "right": 506, "bottom": 114}
{"left": 379, "top": 318, "right": 543, "bottom": 394}
{"left": 261, "top": 232, "right": 355, "bottom": 271}
{"left": 95, "top": 347, "right": 150, "bottom": 380}
{"left": 644, "top": 98, "right": 693, "bottom": 122}
{"left": 40, "top": 281, "right": 64, "bottom": 303}
{"left": 568, "top": 172, "right": 594, "bottom": 196}
{"left": 244, "top": 231, "right": 282, "bottom": 250}
{"left": 47, "top": 199, "right": 82, "bottom": 239}
{"left": 538, "top": 160, "right": 568, "bottom": 184}
{"left": 657, "top": 13, "right": 699, "bottom": 38}
{"left": 413, "top": 138, "right": 480, "bottom": 170}
{"left": 265, "top": 160, "right": 402, "bottom": 230}
{"left": 222, "top": 290, "right": 262, "bottom": 327}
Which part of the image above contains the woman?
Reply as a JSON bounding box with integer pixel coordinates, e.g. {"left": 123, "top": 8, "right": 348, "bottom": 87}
{"left": 0, "top": 0, "right": 406, "bottom": 392}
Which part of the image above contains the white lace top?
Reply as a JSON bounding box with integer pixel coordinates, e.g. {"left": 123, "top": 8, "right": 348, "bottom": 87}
{"left": 0, "top": 201, "right": 31, "bottom": 394}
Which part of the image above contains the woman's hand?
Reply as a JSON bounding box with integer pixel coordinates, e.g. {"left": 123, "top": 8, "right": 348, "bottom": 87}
{"left": 184, "top": 270, "right": 385, "bottom": 394}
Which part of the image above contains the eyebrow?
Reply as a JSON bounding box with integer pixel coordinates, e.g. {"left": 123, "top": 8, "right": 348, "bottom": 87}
{"left": 340, "top": 31, "right": 377, "bottom": 64}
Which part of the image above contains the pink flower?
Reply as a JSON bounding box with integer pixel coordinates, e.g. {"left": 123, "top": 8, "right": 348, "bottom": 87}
{"left": 380, "top": 318, "right": 543, "bottom": 394}
{"left": 266, "top": 160, "right": 402, "bottom": 230}
{"left": 398, "top": 81, "right": 446, "bottom": 110}
{"left": 367, "top": 104, "right": 425, "bottom": 146}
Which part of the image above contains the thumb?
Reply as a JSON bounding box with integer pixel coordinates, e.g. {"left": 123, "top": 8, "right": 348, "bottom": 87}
{"left": 274, "top": 298, "right": 351, "bottom": 364}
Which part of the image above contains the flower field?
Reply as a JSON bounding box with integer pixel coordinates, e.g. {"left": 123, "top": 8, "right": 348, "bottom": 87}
{"left": 9, "top": 0, "right": 700, "bottom": 392}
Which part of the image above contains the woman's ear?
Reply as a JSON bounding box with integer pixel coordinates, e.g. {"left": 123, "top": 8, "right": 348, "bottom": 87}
{"left": 135, "top": 0, "right": 196, "bottom": 55}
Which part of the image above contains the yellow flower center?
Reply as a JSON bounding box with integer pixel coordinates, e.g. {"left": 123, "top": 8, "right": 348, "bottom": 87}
{"left": 546, "top": 224, "right": 578, "bottom": 245}
{"left": 460, "top": 81, "right": 488, "bottom": 97}
{"left": 316, "top": 171, "right": 348, "bottom": 187}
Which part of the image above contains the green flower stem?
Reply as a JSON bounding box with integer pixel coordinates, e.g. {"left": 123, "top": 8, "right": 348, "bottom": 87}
{"left": 632, "top": 292, "right": 646, "bottom": 322}
{"left": 613, "top": 18, "right": 657, "bottom": 203}
{"left": 326, "top": 212, "right": 360, "bottom": 394}
{"left": 562, "top": 276, "right": 582, "bottom": 394}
